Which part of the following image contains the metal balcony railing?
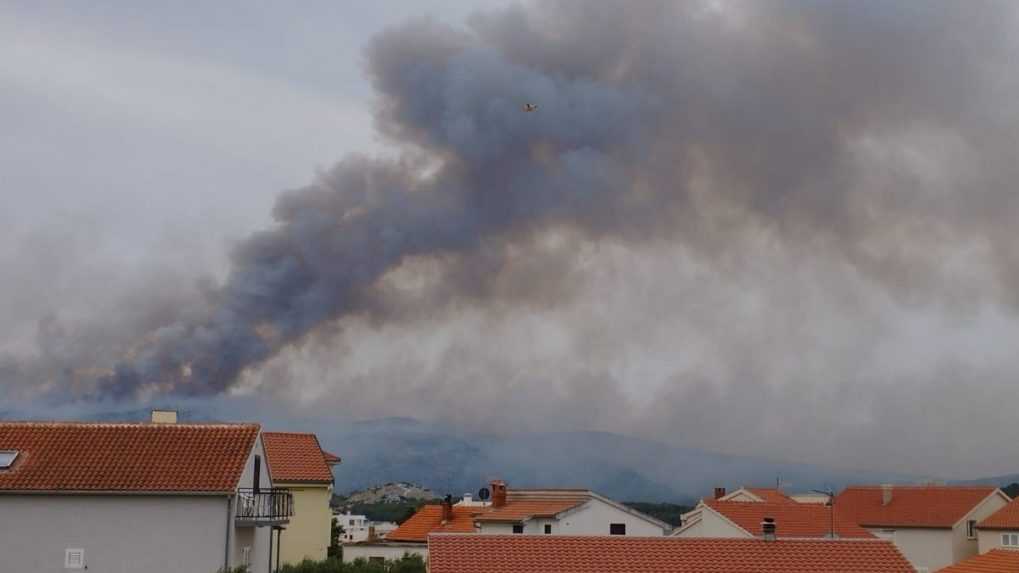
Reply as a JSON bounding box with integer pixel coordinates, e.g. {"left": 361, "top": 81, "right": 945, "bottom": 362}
{"left": 235, "top": 488, "right": 293, "bottom": 526}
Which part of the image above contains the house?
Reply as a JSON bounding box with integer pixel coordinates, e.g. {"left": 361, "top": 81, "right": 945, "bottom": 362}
{"left": 342, "top": 480, "right": 671, "bottom": 563}
{"left": 262, "top": 431, "right": 341, "bottom": 566}
{"left": 0, "top": 412, "right": 291, "bottom": 573}
{"left": 974, "top": 495, "right": 1019, "bottom": 553}
{"left": 935, "top": 548, "right": 1019, "bottom": 573}
{"left": 714, "top": 486, "right": 797, "bottom": 504}
{"left": 674, "top": 498, "right": 874, "bottom": 539}
{"left": 427, "top": 534, "right": 916, "bottom": 573}
{"left": 836, "top": 485, "right": 1011, "bottom": 572}
{"left": 336, "top": 512, "right": 398, "bottom": 543}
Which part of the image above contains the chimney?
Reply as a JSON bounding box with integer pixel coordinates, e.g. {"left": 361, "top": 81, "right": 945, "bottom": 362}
{"left": 441, "top": 495, "right": 454, "bottom": 523}
{"left": 150, "top": 409, "right": 178, "bottom": 424}
{"left": 761, "top": 517, "right": 776, "bottom": 541}
{"left": 463, "top": 493, "right": 473, "bottom": 505}
{"left": 881, "top": 484, "right": 893, "bottom": 506}
{"left": 491, "top": 480, "right": 508, "bottom": 508}
{"left": 714, "top": 487, "right": 727, "bottom": 500}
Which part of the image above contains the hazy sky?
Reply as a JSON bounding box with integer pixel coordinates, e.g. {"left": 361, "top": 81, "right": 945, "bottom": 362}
{"left": 3, "top": 1, "right": 1019, "bottom": 479}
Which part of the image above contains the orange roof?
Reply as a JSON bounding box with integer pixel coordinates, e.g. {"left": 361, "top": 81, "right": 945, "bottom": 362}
{"left": 261, "top": 432, "right": 334, "bottom": 484}
{"left": 322, "top": 450, "right": 342, "bottom": 464}
{"left": 936, "top": 549, "right": 1019, "bottom": 573}
{"left": 386, "top": 504, "right": 486, "bottom": 542}
{"left": 428, "top": 535, "right": 915, "bottom": 573}
{"left": 837, "top": 486, "right": 999, "bottom": 528}
{"left": 747, "top": 488, "right": 796, "bottom": 503}
{"left": 0, "top": 421, "right": 258, "bottom": 493}
{"left": 474, "top": 499, "right": 585, "bottom": 522}
{"left": 704, "top": 499, "right": 874, "bottom": 539}
{"left": 978, "top": 497, "right": 1019, "bottom": 530}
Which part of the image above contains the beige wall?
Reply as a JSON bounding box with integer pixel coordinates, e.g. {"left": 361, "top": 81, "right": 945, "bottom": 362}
{"left": 342, "top": 543, "right": 428, "bottom": 563}
{"left": 866, "top": 527, "right": 953, "bottom": 572}
{"left": 0, "top": 494, "right": 231, "bottom": 573}
{"left": 977, "top": 529, "right": 1019, "bottom": 553}
{"left": 952, "top": 493, "right": 1009, "bottom": 563}
{"left": 277, "top": 483, "right": 333, "bottom": 565}
{"left": 671, "top": 507, "right": 751, "bottom": 538}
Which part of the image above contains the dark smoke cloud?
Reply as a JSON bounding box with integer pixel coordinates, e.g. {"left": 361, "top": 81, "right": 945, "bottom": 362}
{"left": 4, "top": 0, "right": 1019, "bottom": 475}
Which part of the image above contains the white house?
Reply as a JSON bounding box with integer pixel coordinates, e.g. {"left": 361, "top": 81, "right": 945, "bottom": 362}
{"left": 974, "top": 495, "right": 1019, "bottom": 553}
{"left": 343, "top": 480, "right": 671, "bottom": 563}
{"left": 674, "top": 498, "right": 874, "bottom": 539}
{"left": 0, "top": 412, "right": 293, "bottom": 573}
{"left": 836, "top": 485, "right": 1010, "bottom": 573}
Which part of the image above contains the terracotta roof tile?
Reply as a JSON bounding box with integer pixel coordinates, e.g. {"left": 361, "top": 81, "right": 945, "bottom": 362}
{"left": 747, "top": 488, "right": 796, "bottom": 503}
{"left": 474, "top": 499, "right": 585, "bottom": 522}
{"left": 978, "top": 497, "right": 1019, "bottom": 530}
{"left": 936, "top": 549, "right": 1019, "bottom": 573}
{"left": 0, "top": 421, "right": 258, "bottom": 493}
{"left": 837, "top": 486, "right": 999, "bottom": 528}
{"left": 322, "top": 450, "right": 342, "bottom": 464}
{"left": 704, "top": 499, "right": 875, "bottom": 538}
{"left": 428, "top": 535, "right": 915, "bottom": 573}
{"left": 386, "top": 504, "right": 484, "bottom": 542}
{"left": 261, "top": 432, "right": 335, "bottom": 484}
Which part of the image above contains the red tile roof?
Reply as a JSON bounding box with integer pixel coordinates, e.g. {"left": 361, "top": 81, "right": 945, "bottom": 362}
{"left": 978, "top": 497, "right": 1019, "bottom": 530}
{"left": 837, "top": 486, "right": 999, "bottom": 528}
{"left": 936, "top": 549, "right": 1019, "bottom": 573}
{"left": 386, "top": 504, "right": 484, "bottom": 542}
{"left": 747, "top": 487, "right": 796, "bottom": 503}
{"left": 473, "top": 499, "right": 585, "bottom": 522}
{"left": 261, "top": 432, "right": 334, "bottom": 484}
{"left": 428, "top": 535, "right": 915, "bottom": 573}
{"left": 0, "top": 421, "right": 258, "bottom": 493}
{"left": 704, "top": 499, "right": 875, "bottom": 538}
{"left": 322, "top": 450, "right": 342, "bottom": 465}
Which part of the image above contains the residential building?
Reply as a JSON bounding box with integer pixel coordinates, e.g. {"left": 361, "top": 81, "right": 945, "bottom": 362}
{"left": 0, "top": 413, "right": 291, "bottom": 573}
{"left": 837, "top": 485, "right": 1010, "bottom": 572}
{"left": 674, "top": 498, "right": 874, "bottom": 539}
{"left": 427, "top": 534, "right": 916, "bottom": 573}
{"left": 343, "top": 480, "right": 671, "bottom": 563}
{"left": 715, "top": 486, "right": 797, "bottom": 504}
{"left": 336, "top": 512, "right": 398, "bottom": 543}
{"left": 262, "top": 431, "right": 341, "bottom": 566}
{"left": 935, "top": 549, "right": 1019, "bottom": 573}
{"left": 974, "top": 495, "right": 1019, "bottom": 553}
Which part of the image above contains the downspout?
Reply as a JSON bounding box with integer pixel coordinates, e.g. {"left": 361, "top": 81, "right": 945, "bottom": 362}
{"left": 267, "top": 526, "right": 273, "bottom": 573}
{"left": 224, "top": 494, "right": 233, "bottom": 572}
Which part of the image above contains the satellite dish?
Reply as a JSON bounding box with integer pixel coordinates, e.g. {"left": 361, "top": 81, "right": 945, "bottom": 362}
{"left": 478, "top": 487, "right": 491, "bottom": 501}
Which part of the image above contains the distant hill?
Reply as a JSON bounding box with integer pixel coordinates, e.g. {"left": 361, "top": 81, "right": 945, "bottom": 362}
{"left": 321, "top": 417, "right": 916, "bottom": 503}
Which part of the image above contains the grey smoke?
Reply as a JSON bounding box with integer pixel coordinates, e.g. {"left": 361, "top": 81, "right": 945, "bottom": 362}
{"left": 4, "top": 0, "right": 1019, "bottom": 475}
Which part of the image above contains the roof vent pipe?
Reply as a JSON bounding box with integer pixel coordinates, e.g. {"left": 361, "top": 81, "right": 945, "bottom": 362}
{"left": 762, "top": 517, "right": 777, "bottom": 541}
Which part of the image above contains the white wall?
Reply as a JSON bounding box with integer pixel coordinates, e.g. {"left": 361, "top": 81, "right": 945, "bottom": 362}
{"left": 866, "top": 527, "right": 953, "bottom": 572}
{"left": 477, "top": 499, "right": 668, "bottom": 537}
{"left": 342, "top": 543, "right": 428, "bottom": 563}
{"left": 978, "top": 529, "right": 1019, "bottom": 553}
{"left": 0, "top": 494, "right": 230, "bottom": 573}
{"left": 952, "top": 493, "right": 1009, "bottom": 564}
{"left": 671, "top": 508, "right": 751, "bottom": 538}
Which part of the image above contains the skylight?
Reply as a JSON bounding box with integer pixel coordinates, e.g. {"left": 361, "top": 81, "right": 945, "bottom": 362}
{"left": 0, "top": 450, "right": 18, "bottom": 469}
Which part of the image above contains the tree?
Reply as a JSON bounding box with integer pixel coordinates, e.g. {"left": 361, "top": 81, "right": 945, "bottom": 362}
{"left": 328, "top": 519, "right": 343, "bottom": 559}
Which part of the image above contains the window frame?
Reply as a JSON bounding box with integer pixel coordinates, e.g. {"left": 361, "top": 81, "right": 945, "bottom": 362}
{"left": 65, "top": 548, "right": 85, "bottom": 570}
{"left": 512, "top": 524, "right": 524, "bottom": 534}
{"left": 610, "top": 523, "right": 626, "bottom": 536}
{"left": 544, "top": 524, "right": 552, "bottom": 535}
{"left": 967, "top": 520, "right": 977, "bottom": 539}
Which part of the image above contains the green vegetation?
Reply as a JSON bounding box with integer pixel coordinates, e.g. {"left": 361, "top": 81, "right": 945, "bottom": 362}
{"left": 279, "top": 555, "right": 426, "bottom": 573}
{"left": 622, "top": 501, "right": 692, "bottom": 526}
{"left": 1003, "top": 482, "right": 1019, "bottom": 499}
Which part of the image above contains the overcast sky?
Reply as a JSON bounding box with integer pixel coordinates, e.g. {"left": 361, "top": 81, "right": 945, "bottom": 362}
{"left": 3, "top": 1, "right": 1019, "bottom": 479}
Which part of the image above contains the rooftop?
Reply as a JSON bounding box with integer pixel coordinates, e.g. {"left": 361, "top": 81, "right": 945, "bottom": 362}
{"left": 428, "top": 535, "right": 915, "bottom": 573}
{"left": 702, "top": 499, "right": 875, "bottom": 539}
{"left": 936, "top": 549, "right": 1019, "bottom": 573}
{"left": 978, "top": 496, "right": 1019, "bottom": 530}
{"left": 261, "top": 432, "right": 335, "bottom": 484}
{"left": 0, "top": 421, "right": 259, "bottom": 493}
{"left": 836, "top": 485, "right": 1000, "bottom": 528}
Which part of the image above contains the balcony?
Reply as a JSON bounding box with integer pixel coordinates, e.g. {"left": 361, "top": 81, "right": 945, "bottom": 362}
{"left": 235, "top": 488, "right": 293, "bottom": 526}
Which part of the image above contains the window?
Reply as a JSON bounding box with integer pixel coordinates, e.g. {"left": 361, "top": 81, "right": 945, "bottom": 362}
{"left": 967, "top": 520, "right": 977, "bottom": 539}
{"left": 241, "top": 547, "right": 251, "bottom": 567}
{"left": 1003, "top": 533, "right": 1019, "bottom": 546}
{"left": 544, "top": 524, "right": 552, "bottom": 535}
{"left": 0, "top": 450, "right": 17, "bottom": 469}
{"left": 512, "top": 524, "right": 524, "bottom": 534}
{"left": 65, "top": 548, "right": 84, "bottom": 570}
{"left": 610, "top": 523, "right": 626, "bottom": 535}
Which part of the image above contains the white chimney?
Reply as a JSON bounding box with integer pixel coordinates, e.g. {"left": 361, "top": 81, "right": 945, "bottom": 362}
{"left": 151, "top": 409, "right": 178, "bottom": 424}
{"left": 881, "top": 484, "right": 893, "bottom": 506}
{"left": 463, "top": 493, "right": 473, "bottom": 505}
